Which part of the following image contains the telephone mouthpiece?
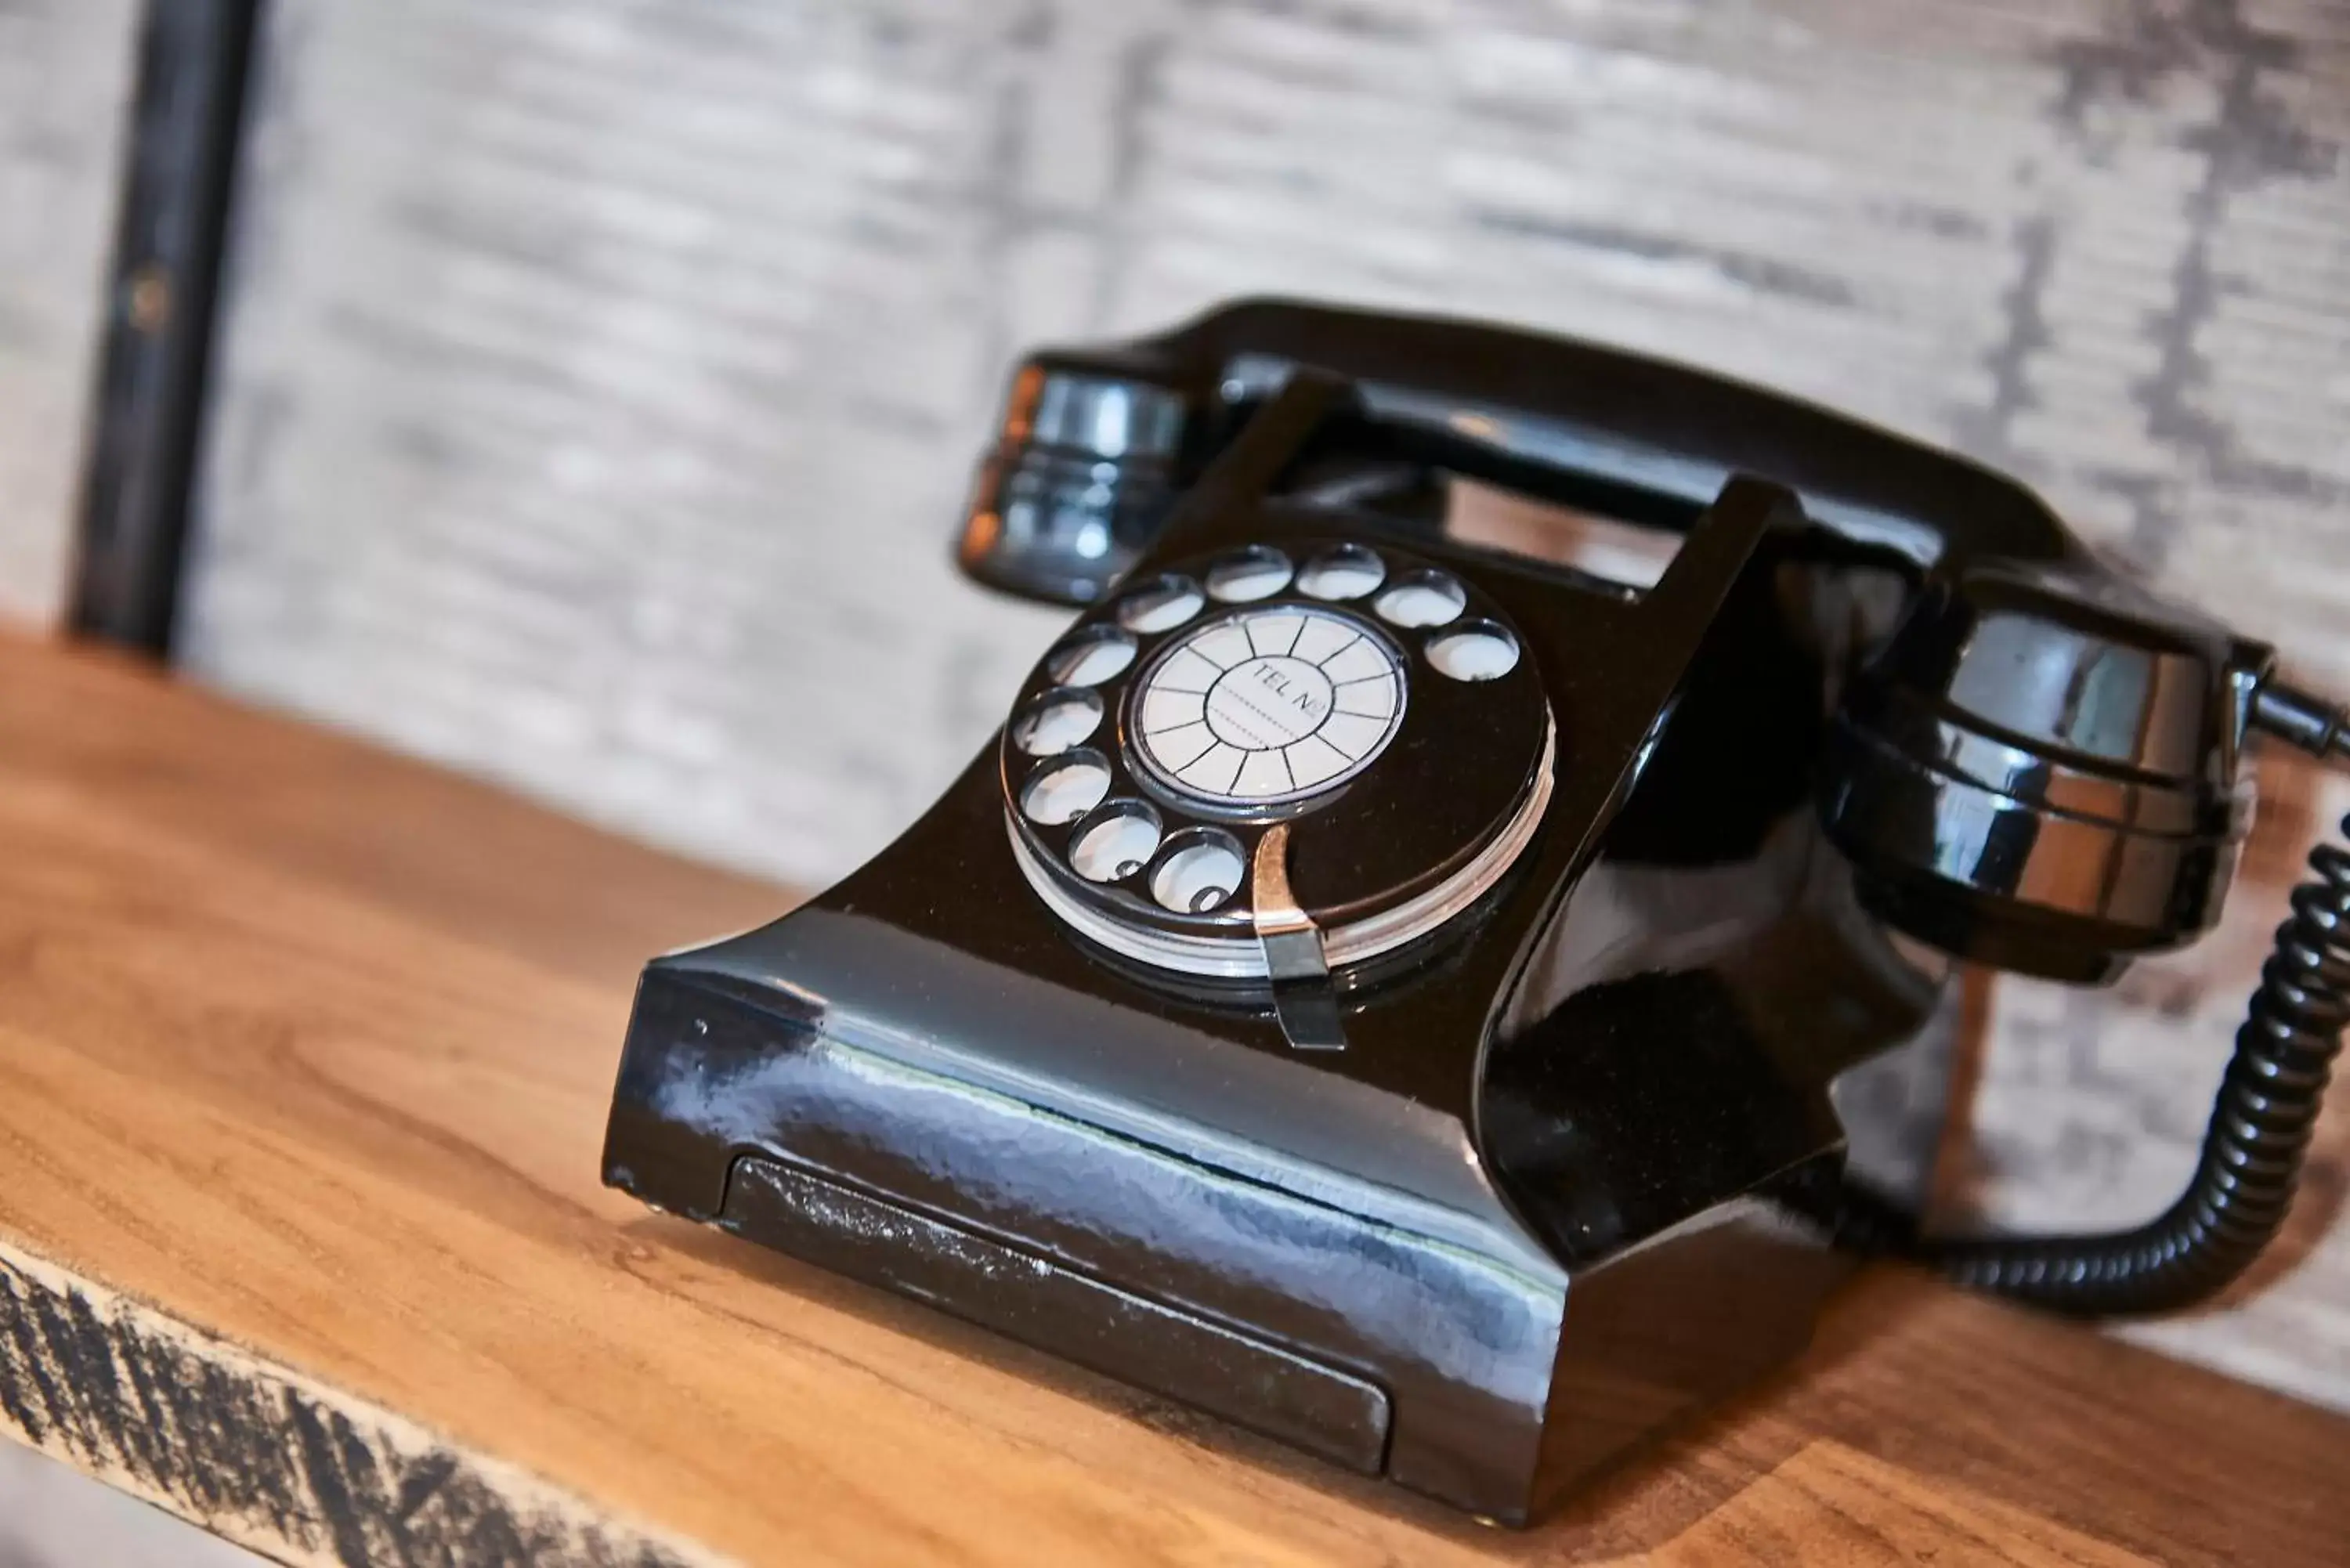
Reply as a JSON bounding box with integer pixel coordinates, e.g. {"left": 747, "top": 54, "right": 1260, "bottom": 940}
{"left": 1820, "top": 563, "right": 2264, "bottom": 984}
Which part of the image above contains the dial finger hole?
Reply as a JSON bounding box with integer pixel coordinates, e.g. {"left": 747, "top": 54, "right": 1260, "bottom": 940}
{"left": 1044, "top": 625, "right": 1137, "bottom": 686}
{"left": 1148, "top": 829, "right": 1246, "bottom": 915}
{"left": 1374, "top": 570, "right": 1466, "bottom": 628}
{"left": 1115, "top": 575, "right": 1205, "bottom": 634}
{"left": 1020, "top": 750, "right": 1112, "bottom": 825}
{"left": 1204, "top": 546, "right": 1293, "bottom": 602}
{"left": 1426, "top": 620, "right": 1520, "bottom": 681}
{"left": 1296, "top": 544, "right": 1385, "bottom": 601}
{"left": 1010, "top": 688, "right": 1102, "bottom": 756}
{"left": 1068, "top": 801, "right": 1162, "bottom": 883}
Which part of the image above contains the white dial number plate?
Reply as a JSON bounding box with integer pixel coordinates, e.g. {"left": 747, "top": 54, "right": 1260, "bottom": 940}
{"left": 1132, "top": 607, "right": 1405, "bottom": 806}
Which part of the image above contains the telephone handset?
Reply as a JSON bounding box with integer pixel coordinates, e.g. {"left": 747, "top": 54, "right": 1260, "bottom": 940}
{"left": 605, "top": 299, "right": 2348, "bottom": 1522}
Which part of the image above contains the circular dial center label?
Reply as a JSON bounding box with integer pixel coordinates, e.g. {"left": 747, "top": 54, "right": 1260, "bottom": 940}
{"left": 1132, "top": 607, "right": 1404, "bottom": 805}
{"left": 1206, "top": 656, "right": 1333, "bottom": 750}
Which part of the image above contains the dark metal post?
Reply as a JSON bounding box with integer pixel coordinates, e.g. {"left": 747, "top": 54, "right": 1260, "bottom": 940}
{"left": 68, "top": 0, "right": 263, "bottom": 656}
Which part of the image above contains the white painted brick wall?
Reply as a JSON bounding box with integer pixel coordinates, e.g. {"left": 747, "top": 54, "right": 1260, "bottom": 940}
{"left": 0, "top": 0, "right": 137, "bottom": 627}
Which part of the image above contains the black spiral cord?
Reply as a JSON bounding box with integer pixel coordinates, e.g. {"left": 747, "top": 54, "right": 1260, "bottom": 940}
{"left": 1812, "top": 687, "right": 2350, "bottom": 1317}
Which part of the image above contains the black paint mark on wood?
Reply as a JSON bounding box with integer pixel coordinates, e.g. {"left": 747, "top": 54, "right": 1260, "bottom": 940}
{"left": 0, "top": 1245, "right": 714, "bottom": 1568}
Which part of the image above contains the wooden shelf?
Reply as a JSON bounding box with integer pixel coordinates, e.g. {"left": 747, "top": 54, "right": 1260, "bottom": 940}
{"left": 0, "top": 630, "right": 2342, "bottom": 1566}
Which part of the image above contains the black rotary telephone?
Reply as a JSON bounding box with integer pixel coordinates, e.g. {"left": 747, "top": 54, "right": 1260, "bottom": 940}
{"left": 603, "top": 300, "right": 2349, "bottom": 1523}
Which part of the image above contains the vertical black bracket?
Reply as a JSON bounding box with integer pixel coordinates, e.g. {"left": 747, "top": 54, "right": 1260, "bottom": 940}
{"left": 69, "top": 0, "right": 264, "bottom": 656}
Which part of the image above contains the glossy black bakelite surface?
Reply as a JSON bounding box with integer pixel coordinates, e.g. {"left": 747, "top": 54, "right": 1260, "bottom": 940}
{"left": 604, "top": 298, "right": 2271, "bottom": 1523}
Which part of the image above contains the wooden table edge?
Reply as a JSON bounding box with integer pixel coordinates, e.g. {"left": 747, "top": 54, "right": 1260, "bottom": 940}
{"left": 0, "top": 1236, "right": 728, "bottom": 1568}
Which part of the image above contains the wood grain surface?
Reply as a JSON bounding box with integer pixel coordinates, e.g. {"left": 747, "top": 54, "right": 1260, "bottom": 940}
{"left": 0, "top": 630, "right": 2345, "bottom": 1566}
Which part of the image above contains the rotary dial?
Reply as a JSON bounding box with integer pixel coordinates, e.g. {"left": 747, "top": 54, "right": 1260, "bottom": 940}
{"left": 999, "top": 539, "right": 1549, "bottom": 985}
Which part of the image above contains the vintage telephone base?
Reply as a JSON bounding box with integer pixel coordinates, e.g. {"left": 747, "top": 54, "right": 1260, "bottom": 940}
{"left": 604, "top": 298, "right": 2304, "bottom": 1523}
{"left": 606, "top": 926, "right": 1947, "bottom": 1523}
